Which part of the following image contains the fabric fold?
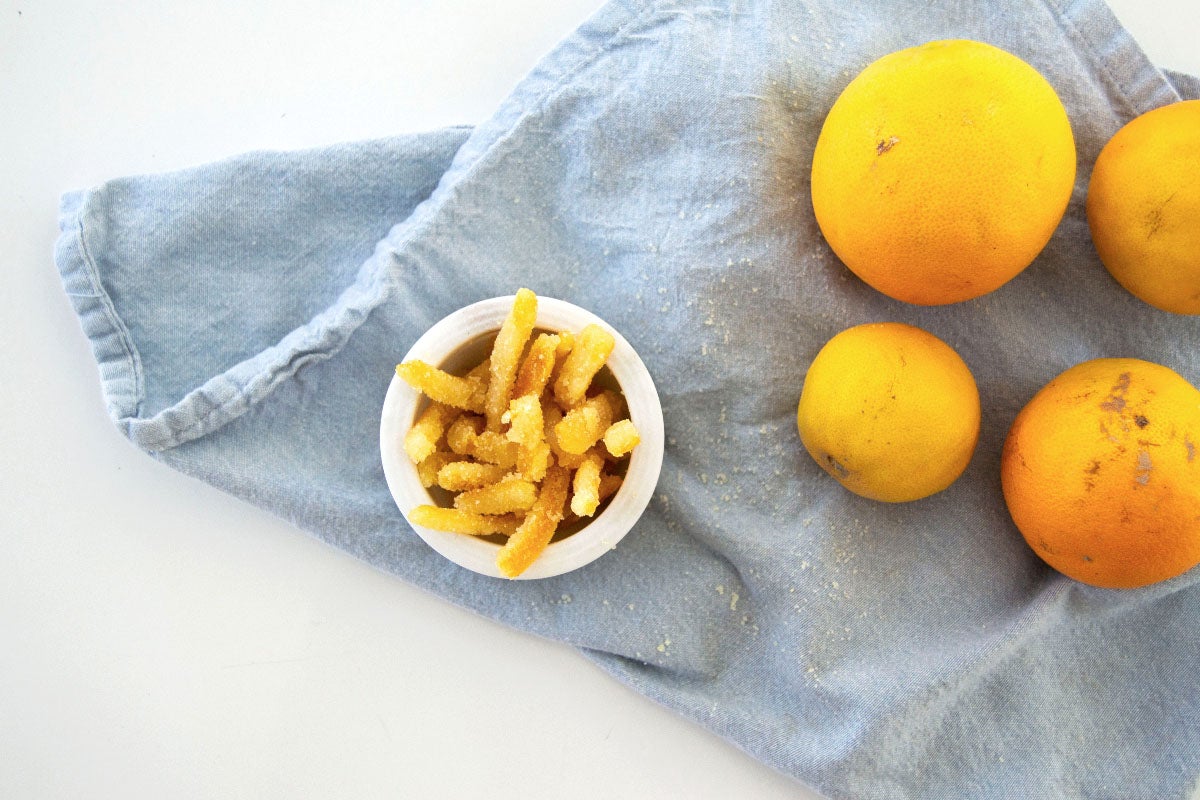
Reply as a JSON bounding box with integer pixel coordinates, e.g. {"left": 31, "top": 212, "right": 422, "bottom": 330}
{"left": 57, "top": 129, "right": 474, "bottom": 451}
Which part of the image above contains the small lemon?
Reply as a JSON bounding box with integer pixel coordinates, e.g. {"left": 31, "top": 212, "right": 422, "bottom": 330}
{"left": 1086, "top": 99, "right": 1200, "bottom": 314}
{"left": 797, "top": 323, "right": 980, "bottom": 502}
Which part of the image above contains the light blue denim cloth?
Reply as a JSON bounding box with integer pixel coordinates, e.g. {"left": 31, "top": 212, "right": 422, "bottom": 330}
{"left": 55, "top": 1, "right": 1200, "bottom": 797}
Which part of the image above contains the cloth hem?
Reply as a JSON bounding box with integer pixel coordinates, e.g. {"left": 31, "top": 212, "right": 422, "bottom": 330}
{"left": 54, "top": 185, "right": 404, "bottom": 452}
{"left": 54, "top": 190, "right": 145, "bottom": 435}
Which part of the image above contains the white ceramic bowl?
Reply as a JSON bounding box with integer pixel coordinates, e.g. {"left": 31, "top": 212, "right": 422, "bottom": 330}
{"left": 380, "top": 295, "right": 665, "bottom": 579}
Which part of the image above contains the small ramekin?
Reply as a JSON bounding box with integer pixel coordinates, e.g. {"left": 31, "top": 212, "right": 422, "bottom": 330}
{"left": 379, "top": 295, "right": 665, "bottom": 579}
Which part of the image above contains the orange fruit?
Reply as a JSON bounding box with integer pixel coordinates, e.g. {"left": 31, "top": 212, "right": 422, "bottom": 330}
{"left": 1001, "top": 358, "right": 1200, "bottom": 589}
{"left": 810, "top": 40, "right": 1076, "bottom": 305}
{"left": 796, "top": 322, "right": 980, "bottom": 502}
{"left": 1086, "top": 99, "right": 1200, "bottom": 314}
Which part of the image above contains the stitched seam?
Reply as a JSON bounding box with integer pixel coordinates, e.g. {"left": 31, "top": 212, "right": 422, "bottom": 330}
{"left": 75, "top": 209, "right": 145, "bottom": 419}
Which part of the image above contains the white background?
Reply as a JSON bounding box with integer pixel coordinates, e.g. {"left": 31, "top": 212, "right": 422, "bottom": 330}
{"left": 2, "top": 2, "right": 1197, "bottom": 798}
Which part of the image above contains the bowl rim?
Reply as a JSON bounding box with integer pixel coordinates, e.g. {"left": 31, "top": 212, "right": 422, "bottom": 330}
{"left": 379, "top": 294, "right": 665, "bottom": 579}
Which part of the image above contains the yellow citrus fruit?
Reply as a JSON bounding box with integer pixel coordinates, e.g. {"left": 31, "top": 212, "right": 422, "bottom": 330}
{"left": 1001, "top": 358, "right": 1200, "bottom": 589}
{"left": 797, "top": 322, "right": 980, "bottom": 502}
{"left": 1086, "top": 99, "right": 1200, "bottom": 314}
{"left": 810, "top": 40, "right": 1076, "bottom": 305}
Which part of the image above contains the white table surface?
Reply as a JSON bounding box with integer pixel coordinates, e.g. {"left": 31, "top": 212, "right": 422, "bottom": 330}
{"left": 2, "top": 2, "right": 1197, "bottom": 799}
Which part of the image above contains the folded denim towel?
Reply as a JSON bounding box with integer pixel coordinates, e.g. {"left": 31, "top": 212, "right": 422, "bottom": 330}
{"left": 55, "top": 1, "right": 1200, "bottom": 797}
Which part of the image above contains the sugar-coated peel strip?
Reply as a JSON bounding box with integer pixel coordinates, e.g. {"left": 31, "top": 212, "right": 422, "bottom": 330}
{"left": 497, "top": 465, "right": 570, "bottom": 578}
{"left": 570, "top": 451, "right": 605, "bottom": 518}
{"left": 396, "top": 361, "right": 486, "bottom": 413}
{"left": 553, "top": 324, "right": 615, "bottom": 410}
{"left": 404, "top": 402, "right": 459, "bottom": 464}
{"left": 546, "top": 332, "right": 575, "bottom": 395}
{"left": 602, "top": 419, "right": 641, "bottom": 458}
{"left": 417, "top": 451, "right": 457, "bottom": 489}
{"left": 513, "top": 333, "right": 561, "bottom": 399}
{"left": 504, "top": 394, "right": 544, "bottom": 449}
{"left": 554, "top": 331, "right": 575, "bottom": 360}
{"left": 561, "top": 468, "right": 624, "bottom": 527}
{"left": 446, "top": 415, "right": 485, "bottom": 455}
{"left": 445, "top": 413, "right": 518, "bottom": 466}
{"left": 554, "top": 391, "right": 617, "bottom": 455}
{"left": 485, "top": 288, "right": 538, "bottom": 431}
{"left": 544, "top": 405, "right": 587, "bottom": 469}
{"left": 453, "top": 475, "right": 538, "bottom": 515}
{"left": 471, "top": 431, "right": 520, "bottom": 468}
{"left": 436, "top": 461, "right": 509, "bottom": 492}
{"left": 410, "top": 505, "right": 521, "bottom": 537}
{"left": 518, "top": 441, "right": 552, "bottom": 483}
{"left": 505, "top": 393, "right": 550, "bottom": 480}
